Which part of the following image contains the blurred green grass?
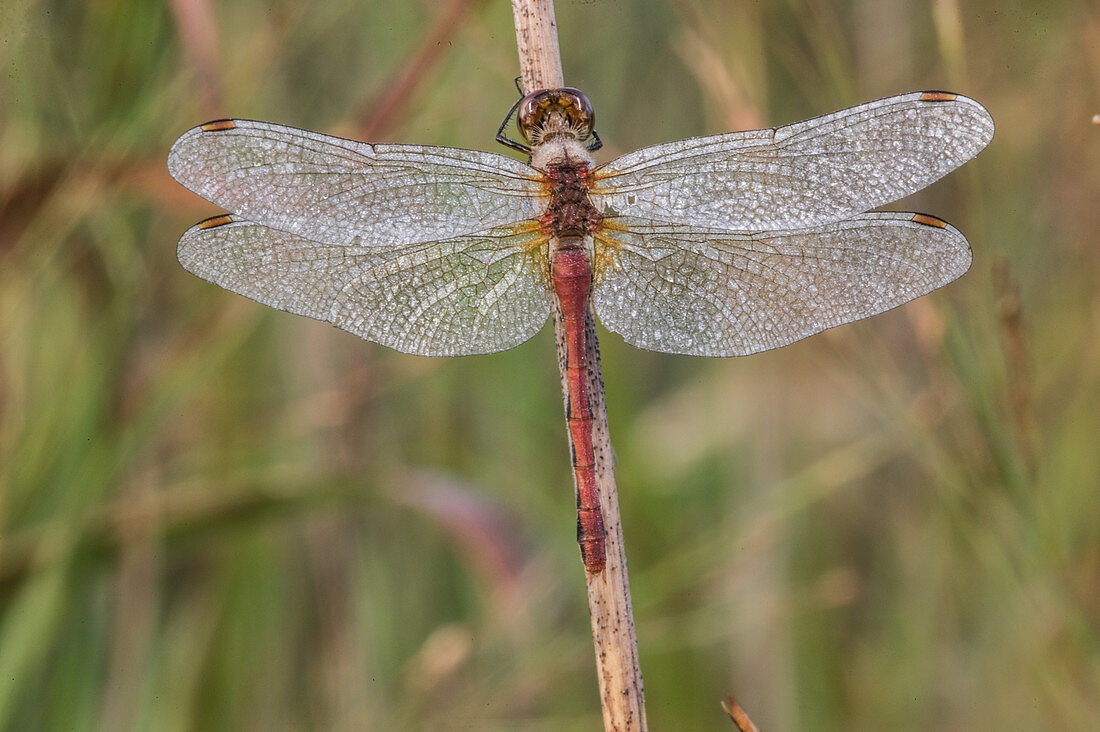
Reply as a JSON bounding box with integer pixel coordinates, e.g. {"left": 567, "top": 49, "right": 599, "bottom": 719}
{"left": 1, "top": 0, "right": 1098, "bottom": 729}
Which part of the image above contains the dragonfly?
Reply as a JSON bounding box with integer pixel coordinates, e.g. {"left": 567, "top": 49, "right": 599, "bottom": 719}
{"left": 168, "top": 87, "right": 994, "bottom": 573}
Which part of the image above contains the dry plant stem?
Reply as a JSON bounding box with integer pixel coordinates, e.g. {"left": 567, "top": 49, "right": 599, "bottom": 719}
{"left": 511, "top": 0, "right": 564, "bottom": 95}
{"left": 510, "top": 1, "right": 647, "bottom": 730}
{"left": 723, "top": 694, "right": 762, "bottom": 732}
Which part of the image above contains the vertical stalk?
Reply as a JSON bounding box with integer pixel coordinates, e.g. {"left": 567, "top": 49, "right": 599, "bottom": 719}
{"left": 509, "top": 2, "right": 647, "bottom": 729}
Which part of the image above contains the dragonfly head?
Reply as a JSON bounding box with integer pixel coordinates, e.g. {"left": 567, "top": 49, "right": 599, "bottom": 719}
{"left": 517, "top": 88, "right": 597, "bottom": 148}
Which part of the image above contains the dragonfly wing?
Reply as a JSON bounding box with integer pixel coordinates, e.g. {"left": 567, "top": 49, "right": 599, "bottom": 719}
{"left": 178, "top": 215, "right": 552, "bottom": 356}
{"left": 592, "top": 213, "right": 971, "bottom": 357}
{"left": 168, "top": 119, "right": 546, "bottom": 247}
{"left": 594, "top": 92, "right": 993, "bottom": 231}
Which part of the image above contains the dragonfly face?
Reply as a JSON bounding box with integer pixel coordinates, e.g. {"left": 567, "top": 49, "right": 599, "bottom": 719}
{"left": 516, "top": 87, "right": 598, "bottom": 149}
{"left": 168, "top": 87, "right": 992, "bottom": 572}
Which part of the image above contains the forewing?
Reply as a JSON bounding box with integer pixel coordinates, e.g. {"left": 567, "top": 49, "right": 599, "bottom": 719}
{"left": 168, "top": 119, "right": 546, "bottom": 247}
{"left": 592, "top": 212, "right": 971, "bottom": 356}
{"left": 594, "top": 92, "right": 993, "bottom": 231}
{"left": 178, "top": 215, "right": 552, "bottom": 356}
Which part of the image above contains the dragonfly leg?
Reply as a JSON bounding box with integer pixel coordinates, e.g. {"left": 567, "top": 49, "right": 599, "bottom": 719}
{"left": 496, "top": 87, "right": 532, "bottom": 155}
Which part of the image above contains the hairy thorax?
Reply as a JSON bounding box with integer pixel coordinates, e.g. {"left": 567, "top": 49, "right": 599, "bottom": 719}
{"left": 533, "top": 136, "right": 602, "bottom": 246}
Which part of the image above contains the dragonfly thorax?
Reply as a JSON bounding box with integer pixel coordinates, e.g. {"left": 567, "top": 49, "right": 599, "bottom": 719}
{"left": 530, "top": 134, "right": 594, "bottom": 171}
{"left": 539, "top": 158, "right": 602, "bottom": 240}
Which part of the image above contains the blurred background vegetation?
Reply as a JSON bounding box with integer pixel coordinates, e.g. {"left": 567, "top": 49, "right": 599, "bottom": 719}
{"left": 1, "top": 0, "right": 1098, "bottom": 729}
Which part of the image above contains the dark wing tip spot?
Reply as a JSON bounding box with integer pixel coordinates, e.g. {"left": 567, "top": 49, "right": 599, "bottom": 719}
{"left": 200, "top": 119, "right": 237, "bottom": 132}
{"left": 918, "top": 91, "right": 958, "bottom": 102}
{"left": 198, "top": 214, "right": 235, "bottom": 229}
{"left": 911, "top": 213, "right": 949, "bottom": 228}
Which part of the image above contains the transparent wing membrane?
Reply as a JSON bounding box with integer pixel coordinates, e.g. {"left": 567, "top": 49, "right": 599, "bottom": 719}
{"left": 178, "top": 216, "right": 551, "bottom": 356}
{"left": 594, "top": 92, "right": 993, "bottom": 232}
{"left": 168, "top": 119, "right": 546, "bottom": 247}
{"left": 331, "top": 228, "right": 552, "bottom": 356}
{"left": 171, "top": 91, "right": 991, "bottom": 358}
{"left": 592, "top": 212, "right": 972, "bottom": 356}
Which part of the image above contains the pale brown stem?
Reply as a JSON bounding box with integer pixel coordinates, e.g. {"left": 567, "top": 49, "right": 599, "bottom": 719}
{"left": 510, "top": 0, "right": 564, "bottom": 94}
{"left": 723, "top": 694, "right": 763, "bottom": 732}
{"left": 510, "top": 2, "right": 647, "bottom": 729}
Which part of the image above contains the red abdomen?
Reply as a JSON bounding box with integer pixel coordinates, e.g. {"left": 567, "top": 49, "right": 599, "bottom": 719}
{"left": 552, "top": 244, "right": 605, "bottom": 573}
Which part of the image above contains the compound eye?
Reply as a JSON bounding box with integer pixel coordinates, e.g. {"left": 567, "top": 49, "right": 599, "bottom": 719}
{"left": 559, "top": 87, "right": 595, "bottom": 137}
{"left": 516, "top": 91, "right": 546, "bottom": 144}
